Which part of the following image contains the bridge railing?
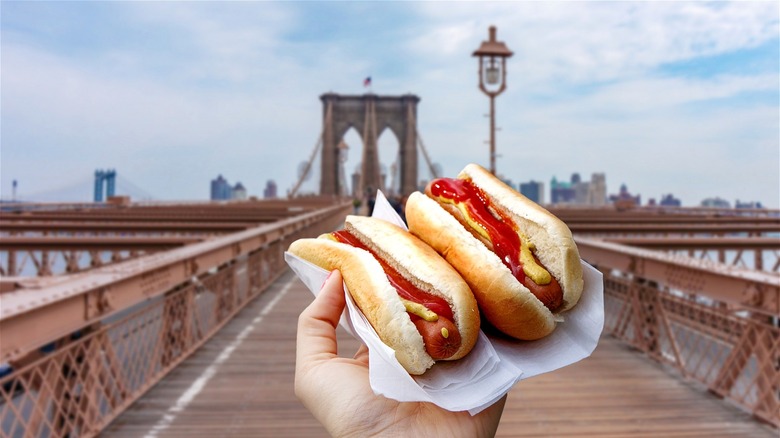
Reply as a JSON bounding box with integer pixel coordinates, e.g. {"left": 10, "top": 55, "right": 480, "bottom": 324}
{"left": 0, "top": 202, "right": 351, "bottom": 438}
{"left": 578, "top": 237, "right": 779, "bottom": 427}
{"left": 2, "top": 207, "right": 777, "bottom": 435}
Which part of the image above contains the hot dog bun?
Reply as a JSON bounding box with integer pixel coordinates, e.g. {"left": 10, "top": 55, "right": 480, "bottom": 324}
{"left": 406, "top": 163, "right": 583, "bottom": 341}
{"left": 288, "top": 215, "right": 480, "bottom": 375}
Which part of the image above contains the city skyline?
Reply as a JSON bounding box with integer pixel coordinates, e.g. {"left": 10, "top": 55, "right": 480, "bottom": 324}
{"left": 2, "top": 2, "right": 778, "bottom": 207}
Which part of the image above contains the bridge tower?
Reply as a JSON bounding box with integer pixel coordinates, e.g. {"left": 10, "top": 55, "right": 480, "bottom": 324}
{"left": 93, "top": 168, "right": 117, "bottom": 202}
{"left": 319, "top": 93, "right": 420, "bottom": 197}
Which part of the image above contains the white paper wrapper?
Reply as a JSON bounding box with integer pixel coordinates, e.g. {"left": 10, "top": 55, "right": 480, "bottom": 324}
{"left": 285, "top": 190, "right": 604, "bottom": 415}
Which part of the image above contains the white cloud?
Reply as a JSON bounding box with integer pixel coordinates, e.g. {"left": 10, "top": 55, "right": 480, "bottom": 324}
{"left": 403, "top": 2, "right": 779, "bottom": 206}
{"left": 2, "top": 1, "right": 777, "bottom": 207}
{"left": 411, "top": 2, "right": 778, "bottom": 84}
{"left": 1, "top": 2, "right": 379, "bottom": 200}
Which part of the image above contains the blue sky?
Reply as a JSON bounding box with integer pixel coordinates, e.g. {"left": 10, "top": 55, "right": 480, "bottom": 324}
{"left": 2, "top": 1, "right": 778, "bottom": 207}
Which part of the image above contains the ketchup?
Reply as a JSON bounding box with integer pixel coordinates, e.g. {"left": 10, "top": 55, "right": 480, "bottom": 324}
{"left": 332, "top": 230, "right": 454, "bottom": 321}
{"left": 430, "top": 178, "right": 562, "bottom": 311}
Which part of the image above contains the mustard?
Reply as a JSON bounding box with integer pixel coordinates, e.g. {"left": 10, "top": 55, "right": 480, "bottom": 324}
{"left": 441, "top": 327, "right": 449, "bottom": 338}
{"left": 518, "top": 234, "right": 552, "bottom": 285}
{"left": 435, "top": 196, "right": 490, "bottom": 241}
{"left": 438, "top": 196, "right": 552, "bottom": 285}
{"left": 401, "top": 298, "right": 439, "bottom": 322}
{"left": 319, "top": 233, "right": 339, "bottom": 242}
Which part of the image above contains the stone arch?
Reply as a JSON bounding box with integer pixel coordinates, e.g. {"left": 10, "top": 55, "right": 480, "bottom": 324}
{"left": 320, "top": 93, "right": 420, "bottom": 197}
{"left": 376, "top": 124, "right": 402, "bottom": 195}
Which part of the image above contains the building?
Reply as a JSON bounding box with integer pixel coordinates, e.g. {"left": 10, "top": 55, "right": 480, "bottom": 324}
{"left": 550, "top": 172, "right": 606, "bottom": 206}
{"left": 572, "top": 173, "right": 590, "bottom": 204}
{"left": 735, "top": 200, "right": 763, "bottom": 209}
{"left": 211, "top": 175, "right": 249, "bottom": 201}
{"left": 550, "top": 177, "right": 575, "bottom": 204}
{"left": 211, "top": 175, "right": 233, "bottom": 200}
{"left": 659, "top": 194, "right": 681, "bottom": 207}
{"left": 588, "top": 173, "right": 607, "bottom": 206}
{"left": 519, "top": 180, "right": 545, "bottom": 204}
{"left": 233, "top": 182, "right": 247, "bottom": 200}
{"left": 609, "top": 183, "right": 641, "bottom": 208}
{"left": 701, "top": 197, "right": 731, "bottom": 208}
{"left": 264, "top": 180, "right": 278, "bottom": 199}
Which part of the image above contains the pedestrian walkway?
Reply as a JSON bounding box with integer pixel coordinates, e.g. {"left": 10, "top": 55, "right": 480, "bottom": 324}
{"left": 105, "top": 271, "right": 776, "bottom": 437}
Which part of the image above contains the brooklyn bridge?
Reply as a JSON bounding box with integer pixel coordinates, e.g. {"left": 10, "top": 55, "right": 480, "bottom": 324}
{"left": 1, "top": 93, "right": 778, "bottom": 437}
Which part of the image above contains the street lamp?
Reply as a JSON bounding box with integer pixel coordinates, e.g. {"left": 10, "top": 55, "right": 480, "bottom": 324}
{"left": 473, "top": 25, "right": 513, "bottom": 175}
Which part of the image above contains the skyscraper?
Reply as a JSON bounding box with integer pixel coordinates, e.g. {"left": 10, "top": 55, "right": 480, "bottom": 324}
{"left": 588, "top": 173, "right": 607, "bottom": 206}
{"left": 264, "top": 180, "right": 278, "bottom": 199}
{"left": 211, "top": 175, "right": 232, "bottom": 200}
{"left": 551, "top": 172, "right": 607, "bottom": 206}
{"left": 519, "top": 180, "right": 545, "bottom": 204}
{"left": 659, "top": 194, "right": 681, "bottom": 207}
{"left": 550, "top": 177, "right": 575, "bottom": 204}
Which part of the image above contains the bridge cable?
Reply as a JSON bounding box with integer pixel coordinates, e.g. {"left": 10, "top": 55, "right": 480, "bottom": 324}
{"left": 389, "top": 149, "right": 400, "bottom": 195}
{"left": 116, "top": 175, "right": 156, "bottom": 201}
{"left": 416, "top": 130, "right": 440, "bottom": 179}
{"left": 289, "top": 101, "right": 332, "bottom": 198}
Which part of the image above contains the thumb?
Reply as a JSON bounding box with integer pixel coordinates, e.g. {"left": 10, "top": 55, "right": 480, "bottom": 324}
{"left": 296, "top": 270, "right": 345, "bottom": 364}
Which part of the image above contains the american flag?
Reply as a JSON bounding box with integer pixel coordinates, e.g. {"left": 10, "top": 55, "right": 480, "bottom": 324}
{"left": 363, "top": 76, "right": 372, "bottom": 87}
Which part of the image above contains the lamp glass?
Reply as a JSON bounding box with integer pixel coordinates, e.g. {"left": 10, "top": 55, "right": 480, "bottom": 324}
{"left": 485, "top": 65, "right": 500, "bottom": 85}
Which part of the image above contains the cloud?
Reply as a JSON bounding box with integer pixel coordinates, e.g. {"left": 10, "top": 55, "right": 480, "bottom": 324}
{"left": 403, "top": 2, "right": 779, "bottom": 206}
{"left": 1, "top": 1, "right": 777, "bottom": 207}
{"left": 411, "top": 2, "right": 779, "bottom": 84}
{"left": 1, "top": 3, "right": 376, "bottom": 200}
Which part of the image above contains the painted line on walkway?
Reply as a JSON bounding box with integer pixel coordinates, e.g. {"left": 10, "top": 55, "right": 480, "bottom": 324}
{"left": 144, "top": 276, "right": 295, "bottom": 438}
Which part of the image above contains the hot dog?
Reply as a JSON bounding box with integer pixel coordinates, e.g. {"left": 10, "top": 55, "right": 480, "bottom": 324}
{"left": 288, "top": 215, "right": 480, "bottom": 375}
{"left": 405, "top": 163, "right": 584, "bottom": 341}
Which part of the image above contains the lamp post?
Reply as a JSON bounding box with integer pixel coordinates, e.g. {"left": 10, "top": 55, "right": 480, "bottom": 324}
{"left": 473, "top": 25, "right": 513, "bottom": 175}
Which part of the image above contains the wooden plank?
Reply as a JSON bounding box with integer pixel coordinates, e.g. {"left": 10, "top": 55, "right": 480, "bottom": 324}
{"left": 104, "top": 272, "right": 776, "bottom": 437}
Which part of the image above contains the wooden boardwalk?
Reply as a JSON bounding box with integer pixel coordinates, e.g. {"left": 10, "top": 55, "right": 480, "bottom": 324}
{"left": 104, "top": 271, "right": 775, "bottom": 437}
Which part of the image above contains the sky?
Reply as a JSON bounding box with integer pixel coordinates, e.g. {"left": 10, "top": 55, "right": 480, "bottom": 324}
{"left": 2, "top": 1, "right": 778, "bottom": 207}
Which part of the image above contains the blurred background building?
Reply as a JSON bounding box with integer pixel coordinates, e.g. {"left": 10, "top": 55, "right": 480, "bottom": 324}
{"left": 519, "top": 180, "right": 545, "bottom": 204}
{"left": 211, "top": 175, "right": 248, "bottom": 200}
{"left": 264, "top": 180, "right": 278, "bottom": 199}
{"left": 550, "top": 172, "right": 607, "bottom": 206}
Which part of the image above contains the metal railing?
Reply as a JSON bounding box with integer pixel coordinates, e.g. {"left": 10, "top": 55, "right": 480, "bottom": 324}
{"left": 579, "top": 237, "right": 779, "bottom": 427}
{"left": 1, "top": 206, "right": 777, "bottom": 435}
{"left": 0, "top": 202, "right": 350, "bottom": 437}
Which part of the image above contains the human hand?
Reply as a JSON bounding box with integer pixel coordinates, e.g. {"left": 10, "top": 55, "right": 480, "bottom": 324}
{"left": 295, "top": 270, "right": 506, "bottom": 437}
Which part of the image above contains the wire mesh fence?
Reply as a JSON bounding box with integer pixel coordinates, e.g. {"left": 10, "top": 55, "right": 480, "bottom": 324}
{"left": 602, "top": 270, "right": 779, "bottom": 427}
{"left": 0, "top": 204, "right": 349, "bottom": 438}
